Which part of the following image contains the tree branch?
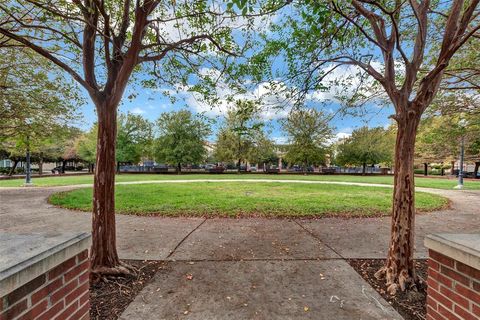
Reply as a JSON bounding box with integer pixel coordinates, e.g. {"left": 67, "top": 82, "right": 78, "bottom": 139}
{"left": 0, "top": 26, "right": 93, "bottom": 94}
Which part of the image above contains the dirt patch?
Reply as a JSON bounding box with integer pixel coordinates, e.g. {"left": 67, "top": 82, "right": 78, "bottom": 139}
{"left": 90, "top": 260, "right": 165, "bottom": 320}
{"left": 348, "top": 259, "right": 427, "bottom": 320}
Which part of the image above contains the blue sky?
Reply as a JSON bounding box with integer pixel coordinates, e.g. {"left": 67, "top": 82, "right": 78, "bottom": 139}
{"left": 77, "top": 86, "right": 393, "bottom": 142}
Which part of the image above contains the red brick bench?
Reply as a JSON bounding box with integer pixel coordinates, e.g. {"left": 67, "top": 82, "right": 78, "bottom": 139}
{"left": 0, "top": 233, "right": 91, "bottom": 320}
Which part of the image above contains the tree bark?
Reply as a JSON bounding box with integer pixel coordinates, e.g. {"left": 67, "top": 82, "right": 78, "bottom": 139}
{"left": 451, "top": 161, "right": 455, "bottom": 175}
{"left": 8, "top": 159, "right": 19, "bottom": 176}
{"left": 177, "top": 163, "right": 182, "bottom": 174}
{"left": 423, "top": 163, "right": 428, "bottom": 176}
{"left": 376, "top": 115, "right": 420, "bottom": 294}
{"left": 61, "top": 160, "right": 67, "bottom": 173}
{"left": 90, "top": 101, "right": 124, "bottom": 275}
{"left": 474, "top": 162, "right": 480, "bottom": 179}
{"left": 39, "top": 157, "right": 43, "bottom": 175}
{"left": 362, "top": 162, "right": 367, "bottom": 175}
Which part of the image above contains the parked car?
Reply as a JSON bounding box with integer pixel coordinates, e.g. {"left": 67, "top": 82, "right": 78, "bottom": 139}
{"left": 51, "top": 165, "right": 84, "bottom": 173}
{"left": 205, "top": 164, "right": 215, "bottom": 171}
{"left": 208, "top": 166, "right": 225, "bottom": 173}
{"left": 321, "top": 167, "right": 336, "bottom": 174}
{"left": 266, "top": 166, "right": 280, "bottom": 173}
{"left": 152, "top": 164, "right": 169, "bottom": 173}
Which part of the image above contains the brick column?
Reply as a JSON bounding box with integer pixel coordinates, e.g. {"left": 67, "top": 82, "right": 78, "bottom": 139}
{"left": 425, "top": 234, "right": 480, "bottom": 320}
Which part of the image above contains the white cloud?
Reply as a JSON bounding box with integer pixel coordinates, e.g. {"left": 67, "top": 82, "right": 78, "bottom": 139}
{"left": 175, "top": 69, "right": 292, "bottom": 120}
{"left": 149, "top": 3, "right": 276, "bottom": 53}
{"left": 305, "top": 63, "right": 386, "bottom": 104}
{"left": 131, "top": 107, "right": 145, "bottom": 115}
{"left": 271, "top": 136, "right": 288, "bottom": 144}
{"left": 335, "top": 132, "right": 352, "bottom": 140}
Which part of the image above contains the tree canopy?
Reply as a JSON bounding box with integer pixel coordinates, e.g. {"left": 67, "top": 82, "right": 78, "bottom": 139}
{"left": 336, "top": 126, "right": 394, "bottom": 173}
{"left": 155, "top": 110, "right": 211, "bottom": 172}
{"left": 282, "top": 108, "right": 333, "bottom": 170}
{"left": 214, "top": 100, "right": 267, "bottom": 170}
{"left": 116, "top": 113, "right": 153, "bottom": 166}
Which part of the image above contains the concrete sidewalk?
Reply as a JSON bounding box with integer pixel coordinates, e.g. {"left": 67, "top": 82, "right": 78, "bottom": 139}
{"left": 120, "top": 260, "right": 400, "bottom": 320}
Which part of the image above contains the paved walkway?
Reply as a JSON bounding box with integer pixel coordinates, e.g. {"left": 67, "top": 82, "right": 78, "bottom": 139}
{"left": 1, "top": 181, "right": 479, "bottom": 319}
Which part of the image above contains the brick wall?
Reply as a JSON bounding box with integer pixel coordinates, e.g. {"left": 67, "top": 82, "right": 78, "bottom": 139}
{"left": 0, "top": 250, "right": 90, "bottom": 320}
{"left": 427, "top": 249, "right": 480, "bottom": 320}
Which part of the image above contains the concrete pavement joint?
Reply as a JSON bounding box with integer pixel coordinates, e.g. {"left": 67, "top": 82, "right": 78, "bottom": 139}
{"left": 293, "top": 219, "right": 346, "bottom": 260}
{"left": 166, "top": 218, "right": 207, "bottom": 259}
{"left": 164, "top": 257, "right": 346, "bottom": 263}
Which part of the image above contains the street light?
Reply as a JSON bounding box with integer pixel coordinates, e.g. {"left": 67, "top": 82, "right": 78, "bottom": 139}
{"left": 24, "top": 118, "right": 33, "bottom": 186}
{"left": 25, "top": 134, "right": 32, "bottom": 185}
{"left": 454, "top": 118, "right": 468, "bottom": 189}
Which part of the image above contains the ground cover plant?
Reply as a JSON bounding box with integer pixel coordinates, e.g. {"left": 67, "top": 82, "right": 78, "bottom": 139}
{"left": 49, "top": 182, "right": 447, "bottom": 218}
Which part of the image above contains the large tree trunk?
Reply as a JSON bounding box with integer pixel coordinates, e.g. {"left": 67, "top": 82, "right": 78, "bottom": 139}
{"left": 362, "top": 162, "right": 367, "bottom": 175}
{"left": 177, "top": 163, "right": 182, "bottom": 174}
{"left": 61, "top": 159, "right": 67, "bottom": 173}
{"left": 423, "top": 163, "right": 428, "bottom": 176}
{"left": 474, "top": 162, "right": 480, "bottom": 179}
{"left": 90, "top": 102, "right": 126, "bottom": 276}
{"left": 376, "top": 116, "right": 420, "bottom": 294}
{"left": 451, "top": 161, "right": 455, "bottom": 175}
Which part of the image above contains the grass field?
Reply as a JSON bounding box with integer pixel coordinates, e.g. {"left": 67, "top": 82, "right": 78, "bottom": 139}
{"left": 1, "top": 173, "right": 479, "bottom": 190}
{"left": 49, "top": 182, "right": 448, "bottom": 218}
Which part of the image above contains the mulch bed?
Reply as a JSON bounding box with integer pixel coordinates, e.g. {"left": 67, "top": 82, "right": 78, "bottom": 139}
{"left": 348, "top": 259, "right": 428, "bottom": 320}
{"left": 90, "top": 260, "right": 165, "bottom": 320}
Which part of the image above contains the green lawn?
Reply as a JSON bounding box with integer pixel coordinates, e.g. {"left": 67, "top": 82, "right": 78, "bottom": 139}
{"left": 49, "top": 182, "right": 448, "bottom": 218}
{"left": 1, "top": 173, "right": 479, "bottom": 190}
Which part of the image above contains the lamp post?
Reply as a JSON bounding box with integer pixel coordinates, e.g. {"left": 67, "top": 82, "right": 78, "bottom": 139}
{"left": 455, "top": 118, "right": 467, "bottom": 189}
{"left": 457, "top": 135, "right": 465, "bottom": 189}
{"left": 24, "top": 118, "right": 33, "bottom": 186}
{"left": 25, "top": 134, "right": 32, "bottom": 186}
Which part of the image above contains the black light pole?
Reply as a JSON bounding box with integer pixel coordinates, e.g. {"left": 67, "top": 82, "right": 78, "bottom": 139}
{"left": 455, "top": 118, "right": 467, "bottom": 189}
{"left": 25, "top": 134, "right": 32, "bottom": 185}
{"left": 457, "top": 135, "right": 465, "bottom": 189}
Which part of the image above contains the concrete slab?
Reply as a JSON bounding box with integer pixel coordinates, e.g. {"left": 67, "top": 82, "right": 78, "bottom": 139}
{"left": 170, "top": 218, "right": 339, "bottom": 261}
{"left": 0, "top": 188, "right": 204, "bottom": 260}
{"left": 116, "top": 216, "right": 205, "bottom": 260}
{"left": 299, "top": 189, "right": 480, "bottom": 259}
{"left": 298, "top": 217, "right": 390, "bottom": 259}
{"left": 120, "top": 259, "right": 401, "bottom": 320}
